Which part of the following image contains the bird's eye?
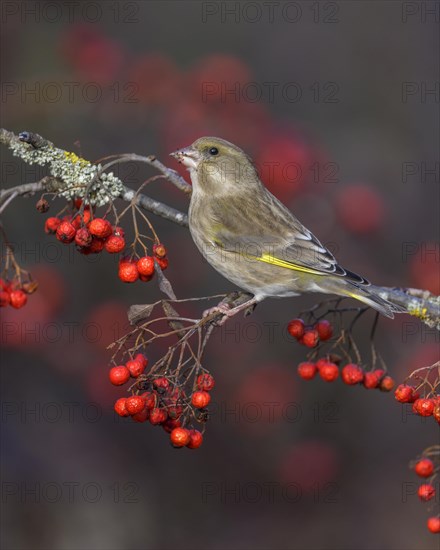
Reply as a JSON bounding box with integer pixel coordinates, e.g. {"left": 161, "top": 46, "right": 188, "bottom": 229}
{"left": 208, "top": 147, "right": 219, "bottom": 156}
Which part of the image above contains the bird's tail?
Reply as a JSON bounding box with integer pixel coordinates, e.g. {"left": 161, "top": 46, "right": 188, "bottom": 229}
{"left": 342, "top": 281, "right": 406, "bottom": 318}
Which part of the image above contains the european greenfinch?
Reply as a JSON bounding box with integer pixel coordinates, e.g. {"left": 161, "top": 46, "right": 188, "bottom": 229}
{"left": 171, "top": 137, "right": 403, "bottom": 319}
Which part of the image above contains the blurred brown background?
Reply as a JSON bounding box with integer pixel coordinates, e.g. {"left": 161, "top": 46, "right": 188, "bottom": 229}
{"left": 1, "top": 1, "right": 439, "bottom": 549}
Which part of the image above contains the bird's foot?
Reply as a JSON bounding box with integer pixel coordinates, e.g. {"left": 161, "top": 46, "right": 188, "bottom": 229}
{"left": 202, "top": 302, "right": 231, "bottom": 326}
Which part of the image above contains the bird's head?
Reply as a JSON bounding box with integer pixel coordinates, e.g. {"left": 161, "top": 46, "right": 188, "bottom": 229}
{"left": 170, "top": 137, "right": 260, "bottom": 194}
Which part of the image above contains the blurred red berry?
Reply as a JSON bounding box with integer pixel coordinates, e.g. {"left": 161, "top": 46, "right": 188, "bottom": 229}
{"left": 74, "top": 227, "right": 92, "bottom": 247}
{"left": 118, "top": 260, "right": 139, "bottom": 283}
{"left": 427, "top": 517, "right": 440, "bottom": 534}
{"left": 89, "top": 218, "right": 112, "bottom": 238}
{"left": 56, "top": 220, "right": 76, "bottom": 243}
{"left": 149, "top": 408, "right": 167, "bottom": 425}
{"left": 153, "top": 377, "right": 170, "bottom": 392}
{"left": 341, "top": 363, "right": 364, "bottom": 385}
{"left": 187, "top": 429, "right": 204, "bottom": 449}
{"left": 0, "top": 291, "right": 11, "bottom": 307}
{"left": 301, "top": 329, "right": 319, "bottom": 348}
{"left": 88, "top": 237, "right": 105, "bottom": 254}
{"left": 315, "top": 320, "right": 333, "bottom": 341}
{"left": 191, "top": 391, "right": 211, "bottom": 408}
{"left": 197, "top": 373, "right": 215, "bottom": 391}
{"left": 413, "top": 398, "right": 435, "bottom": 417}
{"left": 114, "top": 398, "right": 129, "bottom": 417}
{"left": 153, "top": 243, "right": 167, "bottom": 258}
{"left": 9, "top": 290, "right": 27, "bottom": 309}
{"left": 297, "top": 362, "right": 317, "bottom": 380}
{"left": 126, "top": 359, "right": 145, "bottom": 378}
{"left": 170, "top": 427, "right": 191, "bottom": 447}
{"left": 36, "top": 198, "right": 49, "bottom": 213}
{"left": 379, "top": 375, "right": 395, "bottom": 392}
{"left": 287, "top": 319, "right": 305, "bottom": 339}
{"left": 109, "top": 365, "right": 130, "bottom": 386}
{"left": 335, "top": 184, "right": 385, "bottom": 235}
{"left": 418, "top": 484, "right": 435, "bottom": 501}
{"left": 135, "top": 353, "right": 148, "bottom": 368}
{"left": 433, "top": 404, "right": 440, "bottom": 424}
{"left": 136, "top": 256, "right": 155, "bottom": 277}
{"left": 395, "top": 384, "right": 417, "bottom": 403}
{"left": 142, "top": 391, "right": 157, "bottom": 410}
{"left": 125, "top": 396, "right": 146, "bottom": 415}
{"left": 319, "top": 362, "right": 339, "bottom": 382}
{"left": 45, "top": 217, "right": 61, "bottom": 234}
{"left": 132, "top": 408, "right": 149, "bottom": 423}
{"left": 155, "top": 257, "right": 169, "bottom": 271}
{"left": 363, "top": 371, "right": 380, "bottom": 389}
{"left": 162, "top": 418, "right": 182, "bottom": 433}
{"left": 105, "top": 235, "right": 125, "bottom": 253}
{"left": 415, "top": 458, "right": 435, "bottom": 478}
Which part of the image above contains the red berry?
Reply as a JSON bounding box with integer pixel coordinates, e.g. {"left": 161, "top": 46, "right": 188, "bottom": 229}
{"left": 187, "top": 429, "right": 204, "bottom": 449}
{"left": 105, "top": 235, "right": 125, "bottom": 253}
{"left": 114, "top": 398, "right": 129, "bottom": 417}
{"left": 316, "top": 357, "right": 330, "bottom": 370}
{"left": 125, "top": 396, "right": 146, "bottom": 415}
{"left": 315, "top": 319, "right": 333, "bottom": 341}
{"left": 88, "top": 218, "right": 112, "bottom": 238}
{"left": 45, "top": 217, "right": 61, "bottom": 234}
{"left": 418, "top": 484, "right": 435, "bottom": 501}
{"left": 379, "top": 375, "right": 395, "bottom": 392}
{"left": 297, "top": 362, "right": 317, "bottom": 380}
{"left": 139, "top": 274, "right": 154, "bottom": 282}
{"left": 170, "top": 427, "right": 191, "bottom": 447}
{"left": 126, "top": 359, "right": 145, "bottom": 378}
{"left": 109, "top": 365, "right": 130, "bottom": 386}
{"left": 132, "top": 408, "right": 149, "bottom": 423}
{"left": 141, "top": 391, "right": 157, "bottom": 410}
{"left": 153, "top": 377, "right": 170, "bottom": 392}
{"left": 88, "top": 237, "right": 105, "bottom": 254}
{"left": 341, "top": 363, "right": 364, "bottom": 385}
{"left": 74, "top": 227, "right": 92, "bottom": 247}
{"left": 301, "top": 329, "right": 319, "bottom": 348}
{"left": 36, "top": 198, "right": 49, "bottom": 213}
{"left": 363, "top": 371, "right": 380, "bottom": 389}
{"left": 287, "top": 318, "right": 305, "bottom": 339}
{"left": 433, "top": 404, "right": 440, "bottom": 424}
{"left": 394, "top": 384, "right": 417, "bottom": 403}
{"left": 9, "top": 290, "right": 27, "bottom": 309}
{"left": 136, "top": 256, "right": 155, "bottom": 277}
{"left": 155, "top": 257, "right": 169, "bottom": 270}
{"left": 0, "top": 291, "right": 11, "bottom": 307}
{"left": 415, "top": 458, "right": 435, "bottom": 478}
{"left": 413, "top": 398, "right": 435, "bottom": 417}
{"left": 427, "top": 517, "right": 440, "bottom": 534}
{"left": 135, "top": 353, "right": 148, "bottom": 368}
{"left": 197, "top": 373, "right": 215, "bottom": 391}
{"left": 118, "top": 260, "right": 139, "bottom": 283}
{"left": 162, "top": 418, "right": 182, "bottom": 433}
{"left": 319, "top": 362, "right": 339, "bottom": 382}
{"left": 149, "top": 408, "right": 167, "bottom": 425}
{"left": 153, "top": 243, "right": 167, "bottom": 258}
{"left": 114, "top": 226, "right": 125, "bottom": 238}
{"left": 56, "top": 220, "right": 76, "bottom": 243}
{"left": 191, "top": 391, "right": 211, "bottom": 408}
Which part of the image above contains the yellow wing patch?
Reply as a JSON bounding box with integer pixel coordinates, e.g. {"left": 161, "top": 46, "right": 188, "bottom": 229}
{"left": 254, "top": 253, "right": 325, "bottom": 276}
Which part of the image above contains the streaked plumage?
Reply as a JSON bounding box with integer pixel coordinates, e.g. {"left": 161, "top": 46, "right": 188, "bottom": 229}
{"left": 171, "top": 137, "right": 403, "bottom": 318}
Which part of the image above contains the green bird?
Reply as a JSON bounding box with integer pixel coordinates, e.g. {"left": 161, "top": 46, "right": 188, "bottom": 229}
{"left": 171, "top": 137, "right": 403, "bottom": 319}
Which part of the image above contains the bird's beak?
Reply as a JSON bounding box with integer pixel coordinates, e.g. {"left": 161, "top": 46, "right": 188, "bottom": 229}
{"left": 170, "top": 146, "right": 200, "bottom": 170}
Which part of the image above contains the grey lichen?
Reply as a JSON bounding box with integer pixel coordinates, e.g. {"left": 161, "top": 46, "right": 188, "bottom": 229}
{"left": 8, "top": 137, "right": 123, "bottom": 207}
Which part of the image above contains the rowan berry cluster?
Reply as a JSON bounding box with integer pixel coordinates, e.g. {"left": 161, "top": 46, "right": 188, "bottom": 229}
{"left": 289, "top": 315, "right": 395, "bottom": 391}
{"left": 395, "top": 385, "right": 440, "bottom": 423}
{"left": 0, "top": 276, "right": 35, "bottom": 309}
{"left": 410, "top": 451, "right": 440, "bottom": 534}
{"left": 41, "top": 198, "right": 169, "bottom": 283}
{"left": 297, "top": 358, "right": 395, "bottom": 390}
{"left": 109, "top": 353, "right": 214, "bottom": 449}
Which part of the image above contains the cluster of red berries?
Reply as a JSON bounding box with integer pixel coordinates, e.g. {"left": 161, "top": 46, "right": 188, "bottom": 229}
{"left": 297, "top": 358, "right": 395, "bottom": 390}
{"left": 288, "top": 318, "right": 333, "bottom": 347}
{"left": 0, "top": 277, "right": 36, "bottom": 309}
{"left": 42, "top": 200, "right": 168, "bottom": 283}
{"left": 395, "top": 385, "right": 440, "bottom": 424}
{"left": 118, "top": 244, "right": 168, "bottom": 284}
{"left": 411, "top": 456, "right": 440, "bottom": 534}
{"left": 109, "top": 354, "right": 215, "bottom": 449}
